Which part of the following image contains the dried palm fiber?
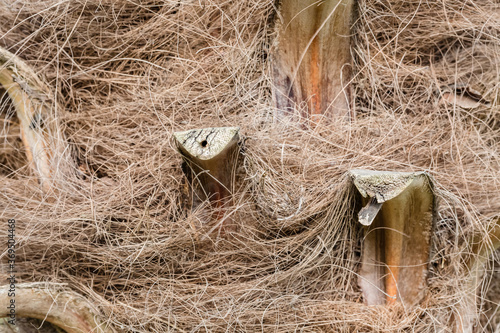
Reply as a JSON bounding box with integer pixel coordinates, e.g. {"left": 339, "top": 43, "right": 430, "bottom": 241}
{"left": 0, "top": 0, "right": 498, "bottom": 332}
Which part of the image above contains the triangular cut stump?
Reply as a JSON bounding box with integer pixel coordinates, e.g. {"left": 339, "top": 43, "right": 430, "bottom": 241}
{"left": 350, "top": 169, "right": 435, "bottom": 306}
{"left": 174, "top": 127, "right": 240, "bottom": 233}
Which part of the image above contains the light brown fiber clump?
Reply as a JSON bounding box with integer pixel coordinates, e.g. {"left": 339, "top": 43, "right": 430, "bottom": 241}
{"left": 0, "top": 0, "right": 498, "bottom": 332}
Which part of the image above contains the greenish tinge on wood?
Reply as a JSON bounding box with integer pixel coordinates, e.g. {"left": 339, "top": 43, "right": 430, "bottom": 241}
{"left": 174, "top": 127, "right": 240, "bottom": 234}
{"left": 350, "top": 169, "right": 435, "bottom": 307}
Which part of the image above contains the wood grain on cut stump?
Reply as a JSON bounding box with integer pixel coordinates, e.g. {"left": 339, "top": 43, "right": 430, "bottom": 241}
{"left": 174, "top": 127, "right": 240, "bottom": 234}
{"left": 350, "top": 169, "right": 435, "bottom": 306}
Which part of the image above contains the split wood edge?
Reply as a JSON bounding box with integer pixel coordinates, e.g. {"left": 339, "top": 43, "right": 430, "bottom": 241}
{"left": 0, "top": 284, "right": 113, "bottom": 333}
{"left": 174, "top": 127, "right": 240, "bottom": 236}
{"left": 0, "top": 47, "right": 61, "bottom": 193}
{"left": 273, "top": 0, "right": 354, "bottom": 121}
{"left": 350, "top": 169, "right": 434, "bottom": 306}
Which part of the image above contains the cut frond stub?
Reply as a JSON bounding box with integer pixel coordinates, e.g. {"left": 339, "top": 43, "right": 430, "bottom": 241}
{"left": 174, "top": 127, "right": 240, "bottom": 236}
{"left": 350, "top": 169, "right": 435, "bottom": 306}
{"left": 272, "top": 0, "right": 354, "bottom": 121}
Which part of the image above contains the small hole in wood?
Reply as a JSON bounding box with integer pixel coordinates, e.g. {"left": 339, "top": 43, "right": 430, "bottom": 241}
{"left": 201, "top": 140, "right": 208, "bottom": 148}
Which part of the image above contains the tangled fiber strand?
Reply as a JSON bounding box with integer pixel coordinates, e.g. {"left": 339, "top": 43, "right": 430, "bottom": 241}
{"left": 0, "top": 0, "right": 498, "bottom": 331}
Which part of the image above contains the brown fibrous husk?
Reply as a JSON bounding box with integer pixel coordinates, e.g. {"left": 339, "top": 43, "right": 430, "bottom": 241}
{"left": 0, "top": 0, "right": 499, "bottom": 332}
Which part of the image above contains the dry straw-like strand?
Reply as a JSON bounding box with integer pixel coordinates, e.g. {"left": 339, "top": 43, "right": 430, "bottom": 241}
{"left": 0, "top": 283, "right": 113, "bottom": 333}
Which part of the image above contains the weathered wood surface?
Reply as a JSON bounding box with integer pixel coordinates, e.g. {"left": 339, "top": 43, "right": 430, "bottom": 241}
{"left": 273, "top": 0, "right": 354, "bottom": 121}
{"left": 0, "top": 284, "right": 113, "bottom": 333}
{"left": 351, "top": 169, "right": 434, "bottom": 306}
{"left": 0, "top": 47, "right": 55, "bottom": 192}
{"left": 174, "top": 127, "right": 240, "bottom": 234}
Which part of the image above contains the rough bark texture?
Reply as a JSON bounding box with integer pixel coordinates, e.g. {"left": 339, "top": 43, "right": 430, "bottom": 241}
{"left": 351, "top": 170, "right": 434, "bottom": 306}
{"left": 273, "top": 0, "right": 354, "bottom": 121}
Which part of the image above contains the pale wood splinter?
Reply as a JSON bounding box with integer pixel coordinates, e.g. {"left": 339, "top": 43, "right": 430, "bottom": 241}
{"left": 174, "top": 127, "right": 240, "bottom": 234}
{"left": 350, "top": 169, "right": 435, "bottom": 306}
